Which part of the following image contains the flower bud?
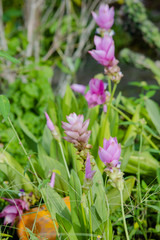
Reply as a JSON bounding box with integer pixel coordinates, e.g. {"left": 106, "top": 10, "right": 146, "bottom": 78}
{"left": 92, "top": 4, "right": 114, "bottom": 30}
{"left": 45, "top": 112, "right": 55, "bottom": 131}
{"left": 71, "top": 84, "right": 86, "bottom": 95}
{"left": 85, "top": 153, "right": 96, "bottom": 180}
{"left": 62, "top": 113, "right": 91, "bottom": 150}
{"left": 49, "top": 172, "right": 56, "bottom": 188}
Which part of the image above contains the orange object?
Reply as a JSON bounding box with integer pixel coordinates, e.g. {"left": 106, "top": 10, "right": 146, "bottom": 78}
{"left": 17, "top": 196, "right": 70, "bottom": 240}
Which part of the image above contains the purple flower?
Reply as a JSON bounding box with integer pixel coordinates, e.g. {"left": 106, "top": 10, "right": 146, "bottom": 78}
{"left": 49, "top": 172, "right": 56, "bottom": 188}
{"left": 89, "top": 35, "right": 118, "bottom": 67}
{"left": 98, "top": 137, "right": 121, "bottom": 169}
{"left": 45, "top": 112, "right": 55, "bottom": 131}
{"left": 0, "top": 198, "right": 29, "bottom": 225}
{"left": 92, "top": 4, "right": 114, "bottom": 30}
{"left": 85, "top": 78, "right": 106, "bottom": 108}
{"left": 71, "top": 84, "right": 86, "bottom": 95}
{"left": 85, "top": 153, "right": 96, "bottom": 180}
{"left": 62, "top": 113, "right": 91, "bottom": 150}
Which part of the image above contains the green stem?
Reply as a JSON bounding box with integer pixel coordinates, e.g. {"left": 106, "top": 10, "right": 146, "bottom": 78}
{"left": 58, "top": 141, "right": 70, "bottom": 178}
{"left": 110, "top": 104, "right": 131, "bottom": 121}
{"left": 105, "top": 195, "right": 110, "bottom": 240}
{"left": 106, "top": 83, "right": 117, "bottom": 119}
{"left": 142, "top": 132, "right": 158, "bottom": 150}
{"left": 108, "top": 78, "right": 111, "bottom": 93}
{"left": 8, "top": 117, "right": 60, "bottom": 236}
{"left": 120, "top": 190, "right": 130, "bottom": 240}
{"left": 111, "top": 105, "right": 158, "bottom": 150}
{"left": 81, "top": 202, "right": 87, "bottom": 231}
{"left": 8, "top": 117, "right": 40, "bottom": 185}
{"left": 137, "top": 131, "right": 143, "bottom": 208}
{"left": 89, "top": 189, "right": 93, "bottom": 240}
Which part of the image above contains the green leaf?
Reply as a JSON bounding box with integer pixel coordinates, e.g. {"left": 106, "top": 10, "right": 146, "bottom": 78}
{"left": 42, "top": 186, "right": 71, "bottom": 221}
{"left": 0, "top": 95, "right": 10, "bottom": 120}
{"left": 157, "top": 168, "right": 160, "bottom": 185}
{"left": 123, "top": 104, "right": 141, "bottom": 144}
{"left": 126, "top": 151, "right": 159, "bottom": 175}
{"left": 24, "top": 228, "right": 39, "bottom": 240}
{"left": 41, "top": 125, "right": 53, "bottom": 154}
{"left": 62, "top": 85, "right": 78, "bottom": 119}
{"left": 69, "top": 170, "right": 83, "bottom": 235}
{"left": 0, "top": 150, "right": 33, "bottom": 192}
{"left": 18, "top": 119, "right": 38, "bottom": 152}
{"left": 0, "top": 50, "right": 20, "bottom": 63}
{"left": 86, "top": 105, "right": 99, "bottom": 129}
{"left": 56, "top": 213, "right": 78, "bottom": 240}
{"left": 145, "top": 98, "right": 160, "bottom": 134}
{"left": 106, "top": 177, "right": 135, "bottom": 213}
{"left": 121, "top": 137, "right": 134, "bottom": 171}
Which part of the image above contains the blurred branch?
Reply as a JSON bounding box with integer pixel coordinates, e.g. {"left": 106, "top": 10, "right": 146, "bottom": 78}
{"left": 42, "top": 1, "right": 65, "bottom": 61}
{"left": 25, "top": 0, "right": 44, "bottom": 61}
{"left": 0, "top": 0, "right": 7, "bottom": 50}
{"left": 120, "top": 48, "right": 160, "bottom": 85}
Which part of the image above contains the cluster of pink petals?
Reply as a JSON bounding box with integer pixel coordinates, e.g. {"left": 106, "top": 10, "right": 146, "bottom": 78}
{"left": 85, "top": 78, "right": 106, "bottom": 108}
{"left": 89, "top": 35, "right": 117, "bottom": 67}
{"left": 85, "top": 153, "right": 96, "bottom": 180}
{"left": 98, "top": 137, "right": 121, "bottom": 169}
{"left": 71, "top": 84, "right": 86, "bottom": 95}
{"left": 62, "top": 113, "right": 91, "bottom": 149}
{"left": 0, "top": 198, "right": 29, "bottom": 225}
{"left": 92, "top": 4, "right": 114, "bottom": 30}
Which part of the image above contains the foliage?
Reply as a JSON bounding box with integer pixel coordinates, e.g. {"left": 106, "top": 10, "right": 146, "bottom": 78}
{"left": 124, "top": 0, "right": 160, "bottom": 50}
{"left": 0, "top": 1, "right": 160, "bottom": 239}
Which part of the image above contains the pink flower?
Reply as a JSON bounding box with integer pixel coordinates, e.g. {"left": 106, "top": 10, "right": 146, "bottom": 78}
{"left": 92, "top": 4, "right": 114, "bottom": 30}
{"left": 85, "top": 153, "right": 96, "bottom": 180}
{"left": 89, "top": 35, "right": 118, "bottom": 67}
{"left": 45, "top": 112, "right": 55, "bottom": 131}
{"left": 0, "top": 198, "right": 29, "bottom": 225}
{"left": 62, "top": 113, "right": 91, "bottom": 150}
{"left": 50, "top": 172, "right": 56, "bottom": 188}
{"left": 71, "top": 84, "right": 86, "bottom": 95}
{"left": 98, "top": 137, "right": 121, "bottom": 169}
{"left": 85, "top": 78, "right": 106, "bottom": 108}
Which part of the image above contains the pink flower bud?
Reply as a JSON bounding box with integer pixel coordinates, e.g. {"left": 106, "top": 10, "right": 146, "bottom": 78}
{"left": 92, "top": 4, "right": 115, "bottom": 30}
{"left": 89, "top": 35, "right": 118, "bottom": 67}
{"left": 98, "top": 137, "right": 121, "bottom": 169}
{"left": 62, "top": 113, "right": 91, "bottom": 150}
{"left": 45, "top": 112, "right": 55, "bottom": 132}
{"left": 85, "top": 153, "right": 96, "bottom": 180}
{"left": 49, "top": 172, "right": 56, "bottom": 188}
{"left": 85, "top": 78, "right": 106, "bottom": 108}
{"left": 71, "top": 84, "right": 86, "bottom": 95}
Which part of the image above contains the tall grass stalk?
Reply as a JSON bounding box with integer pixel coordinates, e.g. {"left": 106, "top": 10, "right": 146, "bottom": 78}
{"left": 120, "top": 190, "right": 130, "bottom": 240}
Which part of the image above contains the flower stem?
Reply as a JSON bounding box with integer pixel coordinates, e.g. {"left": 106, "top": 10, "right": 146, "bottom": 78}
{"left": 8, "top": 117, "right": 40, "bottom": 185}
{"left": 120, "top": 190, "right": 130, "bottom": 240}
{"left": 111, "top": 104, "right": 158, "bottom": 150}
{"left": 8, "top": 117, "right": 60, "bottom": 237}
{"left": 106, "top": 83, "right": 117, "bottom": 119}
{"left": 89, "top": 189, "right": 93, "bottom": 240}
{"left": 58, "top": 141, "right": 70, "bottom": 178}
{"left": 105, "top": 195, "right": 110, "bottom": 240}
